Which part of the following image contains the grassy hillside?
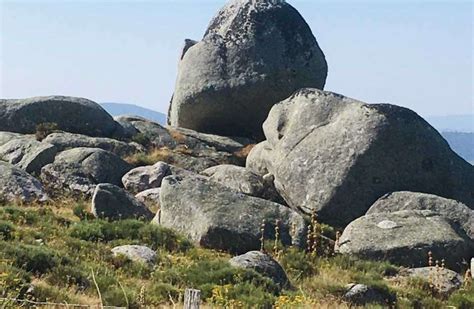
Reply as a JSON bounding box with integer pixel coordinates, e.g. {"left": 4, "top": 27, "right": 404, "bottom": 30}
{"left": 1, "top": 199, "right": 472, "bottom": 308}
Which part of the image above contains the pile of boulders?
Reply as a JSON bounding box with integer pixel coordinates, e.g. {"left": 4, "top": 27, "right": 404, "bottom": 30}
{"left": 1, "top": 0, "right": 472, "bottom": 298}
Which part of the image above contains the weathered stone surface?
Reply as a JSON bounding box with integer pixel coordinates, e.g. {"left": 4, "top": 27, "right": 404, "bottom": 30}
{"left": 0, "top": 132, "right": 23, "bottom": 147}
{"left": 245, "top": 141, "right": 274, "bottom": 176}
{"left": 135, "top": 188, "right": 161, "bottom": 205}
{"left": 122, "top": 162, "right": 170, "bottom": 193}
{"left": 202, "top": 164, "right": 283, "bottom": 203}
{"left": 0, "top": 137, "right": 57, "bottom": 174}
{"left": 367, "top": 192, "right": 474, "bottom": 238}
{"left": 91, "top": 183, "right": 153, "bottom": 220}
{"left": 247, "top": 88, "right": 474, "bottom": 226}
{"left": 397, "top": 267, "right": 463, "bottom": 296}
{"left": 115, "top": 116, "right": 250, "bottom": 172}
{"left": 111, "top": 245, "right": 156, "bottom": 265}
{"left": 157, "top": 175, "right": 306, "bottom": 254}
{"left": 230, "top": 251, "right": 290, "bottom": 288}
{"left": 41, "top": 148, "right": 132, "bottom": 196}
{"left": 336, "top": 210, "right": 473, "bottom": 270}
{"left": 0, "top": 161, "right": 48, "bottom": 202}
{"left": 114, "top": 115, "right": 175, "bottom": 147}
{"left": 43, "top": 132, "right": 141, "bottom": 157}
{"left": 343, "top": 284, "right": 395, "bottom": 306}
{"left": 0, "top": 96, "right": 120, "bottom": 137}
{"left": 168, "top": 0, "right": 327, "bottom": 139}
{"left": 169, "top": 127, "right": 253, "bottom": 153}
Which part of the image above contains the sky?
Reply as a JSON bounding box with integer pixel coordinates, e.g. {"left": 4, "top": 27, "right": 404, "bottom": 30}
{"left": 0, "top": 0, "right": 473, "bottom": 118}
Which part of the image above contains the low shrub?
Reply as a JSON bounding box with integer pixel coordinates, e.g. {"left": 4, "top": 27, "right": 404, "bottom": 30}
{"left": 69, "top": 220, "right": 192, "bottom": 252}
{"left": 0, "top": 242, "right": 69, "bottom": 275}
{"left": 35, "top": 122, "right": 59, "bottom": 141}
{"left": 0, "top": 220, "right": 14, "bottom": 240}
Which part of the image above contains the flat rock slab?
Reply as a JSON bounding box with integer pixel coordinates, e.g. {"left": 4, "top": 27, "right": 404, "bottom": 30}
{"left": 0, "top": 161, "right": 48, "bottom": 202}
{"left": 111, "top": 245, "right": 156, "bottom": 265}
{"left": 337, "top": 210, "right": 473, "bottom": 270}
{"left": 158, "top": 174, "right": 306, "bottom": 254}
{"left": 0, "top": 96, "right": 120, "bottom": 137}
{"left": 92, "top": 183, "right": 153, "bottom": 220}
{"left": 43, "top": 132, "right": 141, "bottom": 157}
{"left": 230, "top": 251, "right": 290, "bottom": 289}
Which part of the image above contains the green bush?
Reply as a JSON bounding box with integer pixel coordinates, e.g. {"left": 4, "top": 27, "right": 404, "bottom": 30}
{"left": 0, "top": 242, "right": 69, "bottom": 275}
{"left": 69, "top": 220, "right": 192, "bottom": 252}
{"left": 0, "top": 220, "right": 14, "bottom": 240}
{"left": 131, "top": 132, "right": 151, "bottom": 147}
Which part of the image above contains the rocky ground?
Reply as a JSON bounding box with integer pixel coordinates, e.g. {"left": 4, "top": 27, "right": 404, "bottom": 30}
{"left": 1, "top": 0, "right": 473, "bottom": 308}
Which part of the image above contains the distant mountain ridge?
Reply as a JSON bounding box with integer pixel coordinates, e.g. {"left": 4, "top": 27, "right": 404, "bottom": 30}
{"left": 101, "top": 102, "right": 166, "bottom": 125}
{"left": 441, "top": 132, "right": 474, "bottom": 165}
{"left": 427, "top": 114, "right": 474, "bottom": 133}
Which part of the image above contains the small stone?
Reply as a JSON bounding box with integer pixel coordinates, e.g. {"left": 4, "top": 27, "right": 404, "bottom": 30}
{"left": 111, "top": 245, "right": 156, "bottom": 265}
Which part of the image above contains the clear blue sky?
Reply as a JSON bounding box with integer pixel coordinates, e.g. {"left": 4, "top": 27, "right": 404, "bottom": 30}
{"left": 1, "top": 0, "right": 472, "bottom": 118}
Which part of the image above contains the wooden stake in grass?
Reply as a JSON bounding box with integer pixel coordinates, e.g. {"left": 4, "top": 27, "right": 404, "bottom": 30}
{"left": 260, "top": 219, "right": 266, "bottom": 252}
{"left": 273, "top": 219, "right": 281, "bottom": 258}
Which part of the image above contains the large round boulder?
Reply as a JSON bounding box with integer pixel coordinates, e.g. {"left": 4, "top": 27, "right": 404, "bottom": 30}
{"left": 367, "top": 192, "right": 474, "bottom": 238}
{"left": 0, "top": 161, "right": 48, "bottom": 202}
{"left": 0, "top": 96, "right": 120, "bottom": 137}
{"left": 168, "top": 0, "right": 327, "bottom": 139}
{"left": 157, "top": 174, "right": 306, "bottom": 254}
{"left": 247, "top": 88, "right": 474, "bottom": 226}
{"left": 41, "top": 147, "right": 132, "bottom": 196}
{"left": 336, "top": 210, "right": 473, "bottom": 270}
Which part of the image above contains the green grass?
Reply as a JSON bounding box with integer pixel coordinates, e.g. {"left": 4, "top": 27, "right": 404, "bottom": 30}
{"left": 0, "top": 200, "right": 472, "bottom": 308}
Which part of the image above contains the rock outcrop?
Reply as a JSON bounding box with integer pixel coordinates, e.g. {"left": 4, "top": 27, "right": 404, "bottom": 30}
{"left": 0, "top": 161, "right": 48, "bottom": 202}
{"left": 0, "top": 137, "right": 57, "bottom": 174}
{"left": 367, "top": 192, "right": 474, "bottom": 238}
{"left": 0, "top": 96, "right": 120, "bottom": 137}
{"left": 247, "top": 88, "right": 474, "bottom": 226}
{"left": 168, "top": 0, "right": 327, "bottom": 139}
{"left": 230, "top": 251, "right": 290, "bottom": 289}
{"left": 91, "top": 183, "right": 153, "bottom": 220}
{"left": 336, "top": 210, "right": 473, "bottom": 270}
{"left": 157, "top": 174, "right": 306, "bottom": 254}
{"left": 41, "top": 148, "right": 132, "bottom": 196}
{"left": 43, "top": 132, "right": 141, "bottom": 157}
